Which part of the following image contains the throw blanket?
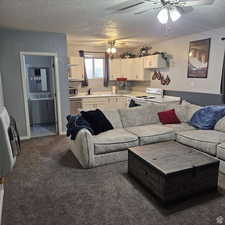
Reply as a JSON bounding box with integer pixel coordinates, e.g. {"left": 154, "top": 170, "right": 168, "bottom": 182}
{"left": 189, "top": 105, "right": 225, "bottom": 129}
{"left": 66, "top": 115, "right": 93, "bottom": 140}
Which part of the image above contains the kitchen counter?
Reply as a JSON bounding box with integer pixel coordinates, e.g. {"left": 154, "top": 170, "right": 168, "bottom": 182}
{"left": 69, "top": 91, "right": 146, "bottom": 99}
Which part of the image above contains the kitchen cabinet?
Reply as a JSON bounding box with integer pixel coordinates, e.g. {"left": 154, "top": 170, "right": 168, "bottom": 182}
{"left": 69, "top": 96, "right": 128, "bottom": 113}
{"left": 68, "top": 56, "right": 84, "bottom": 81}
{"left": 144, "top": 54, "right": 167, "bottom": 69}
{"left": 109, "top": 58, "right": 151, "bottom": 81}
{"left": 109, "top": 58, "right": 121, "bottom": 80}
{"left": 121, "top": 58, "right": 133, "bottom": 79}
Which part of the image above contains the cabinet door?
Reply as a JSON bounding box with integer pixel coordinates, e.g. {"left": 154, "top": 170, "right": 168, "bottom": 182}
{"left": 144, "top": 55, "right": 166, "bottom": 69}
{"left": 109, "top": 58, "right": 121, "bottom": 80}
{"left": 121, "top": 58, "right": 133, "bottom": 79}
{"left": 69, "top": 56, "right": 84, "bottom": 80}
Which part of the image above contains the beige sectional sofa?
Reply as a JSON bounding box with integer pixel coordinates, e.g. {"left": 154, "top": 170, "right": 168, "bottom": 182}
{"left": 69, "top": 100, "right": 225, "bottom": 173}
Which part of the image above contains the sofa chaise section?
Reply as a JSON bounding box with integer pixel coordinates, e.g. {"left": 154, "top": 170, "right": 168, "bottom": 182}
{"left": 177, "top": 130, "right": 225, "bottom": 156}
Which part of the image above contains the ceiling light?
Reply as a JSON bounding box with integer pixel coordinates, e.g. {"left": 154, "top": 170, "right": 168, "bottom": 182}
{"left": 157, "top": 8, "right": 169, "bottom": 24}
{"left": 106, "top": 41, "right": 117, "bottom": 54}
{"left": 111, "top": 47, "right": 117, "bottom": 54}
{"left": 170, "top": 7, "right": 181, "bottom": 22}
{"left": 107, "top": 48, "right": 111, "bottom": 54}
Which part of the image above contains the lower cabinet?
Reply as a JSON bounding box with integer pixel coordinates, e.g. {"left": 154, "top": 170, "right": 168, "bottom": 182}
{"left": 69, "top": 96, "right": 128, "bottom": 114}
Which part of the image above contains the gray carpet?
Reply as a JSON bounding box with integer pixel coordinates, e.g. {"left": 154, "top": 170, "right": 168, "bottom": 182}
{"left": 2, "top": 136, "right": 225, "bottom": 225}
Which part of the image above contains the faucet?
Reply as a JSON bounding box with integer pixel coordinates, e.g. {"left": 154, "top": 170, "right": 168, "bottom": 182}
{"left": 87, "top": 88, "right": 91, "bottom": 95}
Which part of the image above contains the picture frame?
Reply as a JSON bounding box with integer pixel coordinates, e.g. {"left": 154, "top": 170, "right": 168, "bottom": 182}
{"left": 187, "top": 38, "right": 211, "bottom": 78}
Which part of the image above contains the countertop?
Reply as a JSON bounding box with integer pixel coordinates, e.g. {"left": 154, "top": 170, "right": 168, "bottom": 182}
{"left": 69, "top": 91, "right": 146, "bottom": 99}
{"left": 69, "top": 91, "right": 181, "bottom": 104}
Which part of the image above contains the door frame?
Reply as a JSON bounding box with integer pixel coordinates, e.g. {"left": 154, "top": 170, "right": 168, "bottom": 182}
{"left": 20, "top": 51, "right": 62, "bottom": 138}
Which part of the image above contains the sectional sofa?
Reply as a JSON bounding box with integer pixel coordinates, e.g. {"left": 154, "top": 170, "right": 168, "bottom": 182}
{"left": 69, "top": 100, "right": 225, "bottom": 174}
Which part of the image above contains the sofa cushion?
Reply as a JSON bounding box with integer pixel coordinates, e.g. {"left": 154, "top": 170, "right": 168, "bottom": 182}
{"left": 93, "top": 128, "right": 138, "bottom": 155}
{"left": 215, "top": 116, "right": 225, "bottom": 133}
{"left": 217, "top": 143, "right": 225, "bottom": 161}
{"left": 164, "top": 123, "right": 195, "bottom": 133}
{"left": 126, "top": 124, "right": 175, "bottom": 145}
{"left": 101, "top": 109, "right": 123, "bottom": 129}
{"left": 164, "top": 103, "right": 189, "bottom": 122}
{"left": 182, "top": 100, "right": 202, "bottom": 121}
{"left": 176, "top": 130, "right": 225, "bottom": 156}
{"left": 119, "top": 104, "right": 165, "bottom": 128}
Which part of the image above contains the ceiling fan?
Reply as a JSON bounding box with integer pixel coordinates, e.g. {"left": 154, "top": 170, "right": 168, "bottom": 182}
{"left": 108, "top": 0, "right": 215, "bottom": 24}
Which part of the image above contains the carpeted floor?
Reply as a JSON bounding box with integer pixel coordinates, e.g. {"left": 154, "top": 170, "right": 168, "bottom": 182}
{"left": 2, "top": 135, "right": 225, "bottom": 225}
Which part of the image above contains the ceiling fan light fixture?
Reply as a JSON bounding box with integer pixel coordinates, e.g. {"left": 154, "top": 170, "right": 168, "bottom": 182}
{"left": 157, "top": 8, "right": 169, "bottom": 24}
{"left": 169, "top": 7, "right": 181, "bottom": 22}
{"left": 111, "top": 47, "right": 117, "bottom": 54}
{"left": 107, "top": 47, "right": 112, "bottom": 53}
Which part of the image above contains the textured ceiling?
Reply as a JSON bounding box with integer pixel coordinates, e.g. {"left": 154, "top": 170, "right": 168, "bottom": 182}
{"left": 0, "top": 0, "right": 225, "bottom": 48}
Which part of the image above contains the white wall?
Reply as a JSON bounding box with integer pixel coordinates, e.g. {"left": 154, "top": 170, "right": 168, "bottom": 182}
{"left": 150, "top": 26, "right": 225, "bottom": 94}
{"left": 0, "top": 73, "right": 4, "bottom": 106}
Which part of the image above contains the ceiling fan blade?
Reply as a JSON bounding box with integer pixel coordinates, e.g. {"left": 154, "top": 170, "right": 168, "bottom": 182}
{"left": 134, "top": 7, "right": 161, "bottom": 14}
{"left": 177, "top": 6, "right": 193, "bottom": 14}
{"left": 106, "top": 0, "right": 145, "bottom": 12}
{"left": 180, "top": 0, "right": 214, "bottom": 7}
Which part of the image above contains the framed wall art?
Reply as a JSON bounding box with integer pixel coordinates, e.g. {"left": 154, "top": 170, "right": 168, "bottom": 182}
{"left": 187, "top": 38, "right": 211, "bottom": 78}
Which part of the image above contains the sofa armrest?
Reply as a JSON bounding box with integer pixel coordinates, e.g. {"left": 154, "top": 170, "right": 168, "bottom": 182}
{"left": 69, "top": 129, "right": 95, "bottom": 168}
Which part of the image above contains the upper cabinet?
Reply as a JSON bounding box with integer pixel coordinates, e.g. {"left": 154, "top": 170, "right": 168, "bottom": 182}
{"left": 109, "top": 57, "right": 151, "bottom": 81}
{"left": 143, "top": 55, "right": 167, "bottom": 69}
{"left": 109, "top": 58, "right": 121, "bottom": 80}
{"left": 68, "top": 56, "right": 84, "bottom": 81}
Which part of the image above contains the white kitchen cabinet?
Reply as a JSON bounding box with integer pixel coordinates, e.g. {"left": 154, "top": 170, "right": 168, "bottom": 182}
{"left": 68, "top": 56, "right": 84, "bottom": 80}
{"left": 121, "top": 58, "right": 133, "bottom": 79}
{"left": 144, "top": 54, "right": 167, "bottom": 69}
{"left": 110, "top": 58, "right": 151, "bottom": 81}
{"left": 109, "top": 58, "right": 121, "bottom": 80}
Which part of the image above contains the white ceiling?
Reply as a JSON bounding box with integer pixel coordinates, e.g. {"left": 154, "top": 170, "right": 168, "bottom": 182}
{"left": 0, "top": 0, "right": 225, "bottom": 48}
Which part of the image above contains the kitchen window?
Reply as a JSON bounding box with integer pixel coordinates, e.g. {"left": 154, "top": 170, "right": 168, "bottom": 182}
{"left": 85, "top": 57, "right": 104, "bottom": 79}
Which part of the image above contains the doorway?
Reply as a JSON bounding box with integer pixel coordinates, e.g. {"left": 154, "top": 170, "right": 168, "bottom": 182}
{"left": 20, "top": 52, "right": 62, "bottom": 138}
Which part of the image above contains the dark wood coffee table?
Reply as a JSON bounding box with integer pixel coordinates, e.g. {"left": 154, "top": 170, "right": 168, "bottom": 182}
{"left": 128, "top": 141, "right": 219, "bottom": 205}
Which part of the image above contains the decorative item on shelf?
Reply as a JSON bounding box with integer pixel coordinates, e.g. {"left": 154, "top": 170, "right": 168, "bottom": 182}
{"left": 120, "top": 51, "right": 136, "bottom": 59}
{"left": 138, "top": 46, "right": 152, "bottom": 57}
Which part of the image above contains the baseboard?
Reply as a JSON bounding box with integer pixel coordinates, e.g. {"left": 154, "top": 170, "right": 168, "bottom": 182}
{"left": 60, "top": 131, "right": 66, "bottom": 136}
{"left": 0, "top": 184, "right": 4, "bottom": 225}
{"left": 20, "top": 136, "right": 30, "bottom": 141}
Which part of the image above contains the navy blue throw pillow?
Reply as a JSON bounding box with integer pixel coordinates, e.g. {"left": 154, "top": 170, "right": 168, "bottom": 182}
{"left": 81, "top": 109, "right": 114, "bottom": 135}
{"left": 189, "top": 106, "right": 225, "bottom": 130}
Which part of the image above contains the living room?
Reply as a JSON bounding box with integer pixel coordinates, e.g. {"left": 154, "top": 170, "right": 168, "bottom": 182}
{"left": 1, "top": 0, "right": 225, "bottom": 225}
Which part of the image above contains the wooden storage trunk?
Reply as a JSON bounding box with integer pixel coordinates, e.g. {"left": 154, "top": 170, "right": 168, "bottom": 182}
{"left": 128, "top": 141, "right": 219, "bottom": 204}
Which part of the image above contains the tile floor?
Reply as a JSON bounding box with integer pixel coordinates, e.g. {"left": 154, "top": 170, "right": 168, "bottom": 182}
{"left": 30, "top": 124, "right": 56, "bottom": 137}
